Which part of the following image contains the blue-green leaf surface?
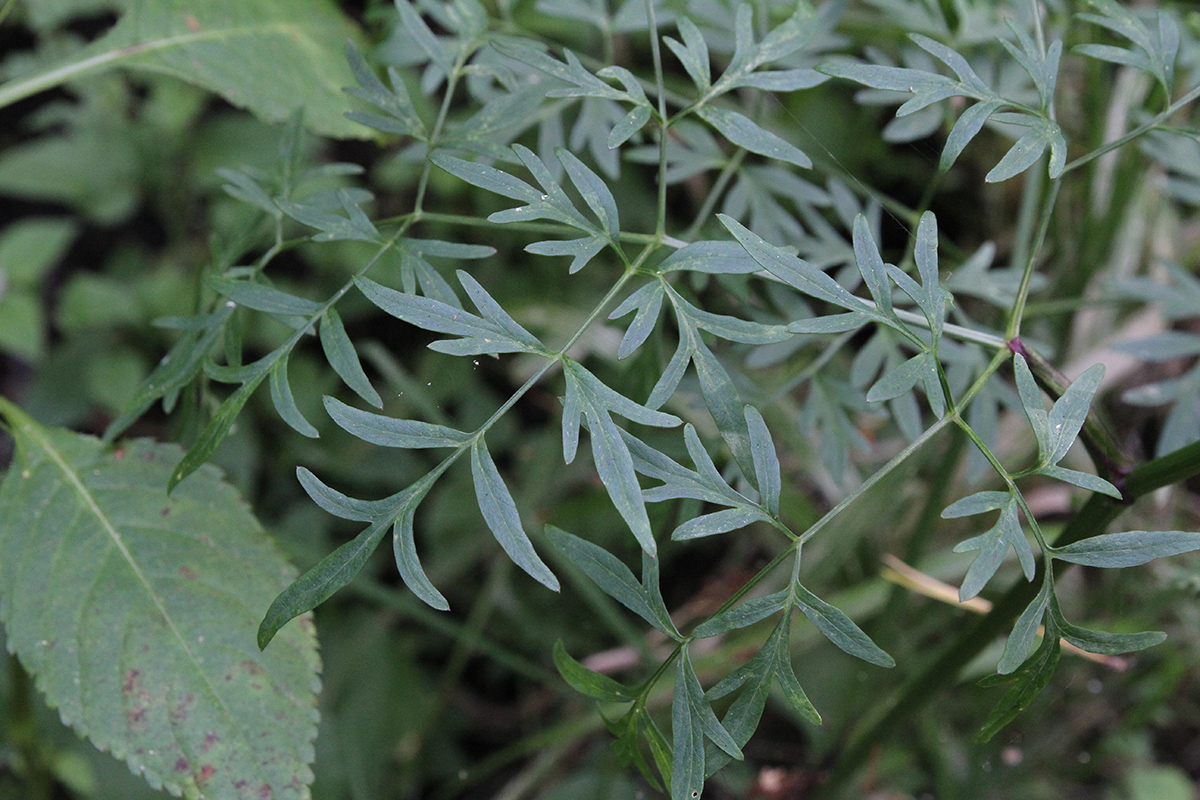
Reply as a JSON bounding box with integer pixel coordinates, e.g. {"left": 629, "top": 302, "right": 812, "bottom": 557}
{"left": 0, "top": 400, "right": 320, "bottom": 799}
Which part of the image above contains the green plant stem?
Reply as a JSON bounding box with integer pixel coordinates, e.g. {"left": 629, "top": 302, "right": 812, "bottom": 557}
{"left": 1006, "top": 176, "right": 1061, "bottom": 339}
{"left": 815, "top": 436, "right": 1200, "bottom": 799}
{"left": 1061, "top": 83, "right": 1200, "bottom": 176}
{"left": 645, "top": 0, "right": 670, "bottom": 240}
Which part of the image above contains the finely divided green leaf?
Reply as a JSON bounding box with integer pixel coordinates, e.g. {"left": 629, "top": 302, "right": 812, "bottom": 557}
{"left": 269, "top": 354, "right": 319, "bottom": 438}
{"left": 553, "top": 641, "right": 637, "bottom": 702}
{"left": 0, "top": 401, "right": 320, "bottom": 799}
{"left": 1052, "top": 530, "right": 1200, "bottom": 568}
{"left": 319, "top": 308, "right": 382, "bottom": 408}
{"left": 324, "top": 396, "right": 470, "bottom": 449}
{"left": 259, "top": 518, "right": 391, "bottom": 649}
{"left": 978, "top": 619, "right": 1060, "bottom": 742}
{"left": 296, "top": 467, "right": 386, "bottom": 523}
{"left": 170, "top": 374, "right": 267, "bottom": 491}
{"left": 744, "top": 406, "right": 780, "bottom": 516}
{"left": 793, "top": 583, "right": 894, "bottom": 667}
{"left": 692, "top": 590, "right": 789, "bottom": 639}
{"left": 471, "top": 438, "right": 560, "bottom": 591}
{"left": 207, "top": 276, "right": 323, "bottom": 317}
{"left": 696, "top": 106, "right": 812, "bottom": 169}
{"left": 997, "top": 577, "right": 1052, "bottom": 674}
{"left": 393, "top": 504, "right": 449, "bottom": 610}
{"left": 544, "top": 526, "right": 673, "bottom": 636}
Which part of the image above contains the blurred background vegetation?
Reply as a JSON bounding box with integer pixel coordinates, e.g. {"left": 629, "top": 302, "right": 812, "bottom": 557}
{"left": 2, "top": 1, "right": 1200, "bottom": 798}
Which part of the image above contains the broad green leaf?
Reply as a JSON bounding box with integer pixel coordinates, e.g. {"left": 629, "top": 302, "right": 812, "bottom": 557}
{"left": 0, "top": 400, "right": 320, "bottom": 799}
{"left": 319, "top": 308, "right": 382, "bottom": 408}
{"left": 207, "top": 276, "right": 324, "bottom": 317}
{"left": 552, "top": 641, "right": 637, "bottom": 702}
{"left": 793, "top": 583, "right": 894, "bottom": 667}
{"left": 544, "top": 526, "right": 673, "bottom": 636}
{"left": 997, "top": 576, "right": 1052, "bottom": 674}
{"left": 696, "top": 106, "right": 812, "bottom": 169}
{"left": 978, "top": 618, "right": 1060, "bottom": 742}
{"left": 1052, "top": 530, "right": 1200, "bottom": 568}
{"left": 692, "top": 590, "right": 788, "bottom": 639}
{"left": 0, "top": 0, "right": 367, "bottom": 138}
{"left": 324, "top": 396, "right": 471, "bottom": 449}
{"left": 745, "top": 406, "right": 780, "bottom": 517}
{"left": 269, "top": 354, "right": 319, "bottom": 438}
{"left": 471, "top": 438, "right": 560, "bottom": 591}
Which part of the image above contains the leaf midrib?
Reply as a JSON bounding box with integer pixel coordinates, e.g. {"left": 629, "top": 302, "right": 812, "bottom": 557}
{"left": 23, "top": 422, "right": 262, "bottom": 789}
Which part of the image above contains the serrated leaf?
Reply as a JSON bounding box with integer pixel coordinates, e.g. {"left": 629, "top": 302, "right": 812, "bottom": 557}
{"left": 0, "top": 0, "right": 368, "bottom": 138}
{"left": 1053, "top": 530, "right": 1200, "bottom": 568}
{"left": 553, "top": 641, "right": 637, "bottom": 702}
{"left": 793, "top": 583, "right": 894, "bottom": 667}
{"left": 544, "top": 526, "right": 674, "bottom": 636}
{"left": 745, "top": 406, "right": 780, "bottom": 516}
{"left": 696, "top": 106, "right": 812, "bottom": 169}
{"left": 319, "top": 308, "right": 382, "bottom": 408}
{"left": 0, "top": 400, "right": 320, "bottom": 799}
{"left": 269, "top": 354, "right": 319, "bottom": 438}
{"left": 471, "top": 438, "right": 560, "bottom": 591}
